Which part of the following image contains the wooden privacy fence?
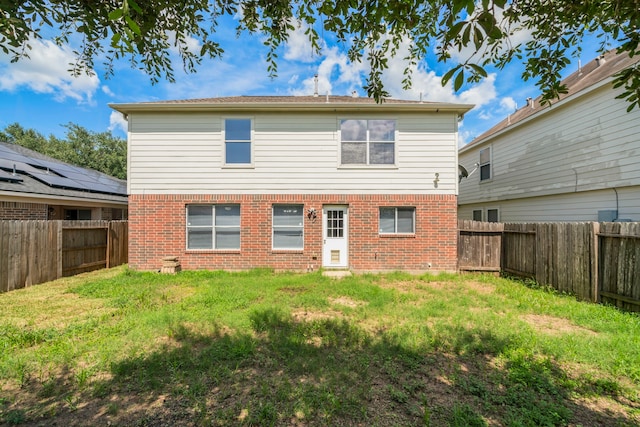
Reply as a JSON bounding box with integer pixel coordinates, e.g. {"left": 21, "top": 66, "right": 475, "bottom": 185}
{"left": 459, "top": 220, "right": 640, "bottom": 312}
{"left": 0, "top": 220, "right": 128, "bottom": 293}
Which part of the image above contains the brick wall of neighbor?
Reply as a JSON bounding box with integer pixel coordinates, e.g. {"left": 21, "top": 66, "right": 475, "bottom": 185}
{"left": 128, "top": 194, "right": 458, "bottom": 273}
{"left": 0, "top": 201, "right": 48, "bottom": 220}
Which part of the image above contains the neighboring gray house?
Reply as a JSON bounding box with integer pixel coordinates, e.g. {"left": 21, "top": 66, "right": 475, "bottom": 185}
{"left": 459, "top": 49, "right": 640, "bottom": 222}
{"left": 0, "top": 142, "right": 127, "bottom": 220}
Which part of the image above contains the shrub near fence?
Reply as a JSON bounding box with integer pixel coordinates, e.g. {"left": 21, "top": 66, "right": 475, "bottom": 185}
{"left": 458, "top": 220, "right": 640, "bottom": 312}
{"left": 0, "top": 220, "right": 127, "bottom": 293}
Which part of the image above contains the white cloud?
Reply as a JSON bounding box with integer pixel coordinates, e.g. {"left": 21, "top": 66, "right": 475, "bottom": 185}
{"left": 290, "top": 45, "right": 366, "bottom": 96}
{"left": 458, "top": 128, "right": 475, "bottom": 148}
{"left": 500, "top": 96, "right": 517, "bottom": 112}
{"left": 284, "top": 24, "right": 318, "bottom": 63}
{"left": 102, "top": 85, "right": 116, "bottom": 97}
{"left": 0, "top": 39, "right": 99, "bottom": 103}
{"left": 167, "top": 31, "right": 202, "bottom": 55}
{"left": 378, "top": 38, "right": 498, "bottom": 108}
{"left": 109, "top": 111, "right": 128, "bottom": 135}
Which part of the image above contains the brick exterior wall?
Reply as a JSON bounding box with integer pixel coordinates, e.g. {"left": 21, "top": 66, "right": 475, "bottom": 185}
{"left": 129, "top": 194, "right": 458, "bottom": 273}
{"left": 0, "top": 202, "right": 48, "bottom": 220}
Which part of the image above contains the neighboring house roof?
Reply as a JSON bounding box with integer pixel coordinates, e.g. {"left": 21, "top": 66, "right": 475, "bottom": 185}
{"left": 461, "top": 49, "right": 639, "bottom": 152}
{"left": 110, "top": 95, "right": 474, "bottom": 115}
{"left": 0, "top": 142, "right": 127, "bottom": 205}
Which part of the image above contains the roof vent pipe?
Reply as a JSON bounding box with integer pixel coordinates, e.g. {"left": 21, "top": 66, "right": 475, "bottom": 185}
{"left": 12, "top": 164, "right": 16, "bottom": 176}
{"left": 526, "top": 97, "right": 534, "bottom": 108}
{"left": 313, "top": 75, "right": 319, "bottom": 97}
{"left": 351, "top": 90, "right": 358, "bottom": 98}
{"left": 326, "top": 91, "right": 329, "bottom": 103}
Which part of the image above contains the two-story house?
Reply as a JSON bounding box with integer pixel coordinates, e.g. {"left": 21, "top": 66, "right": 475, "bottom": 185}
{"left": 110, "top": 95, "right": 472, "bottom": 272}
{"left": 459, "top": 50, "right": 640, "bottom": 222}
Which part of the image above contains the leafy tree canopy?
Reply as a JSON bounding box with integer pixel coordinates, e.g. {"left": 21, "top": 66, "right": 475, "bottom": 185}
{"left": 1, "top": 0, "right": 639, "bottom": 109}
{"left": 1, "top": 123, "right": 127, "bottom": 180}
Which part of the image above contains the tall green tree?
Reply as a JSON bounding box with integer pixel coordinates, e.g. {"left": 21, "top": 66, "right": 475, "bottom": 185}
{"left": 1, "top": 1, "right": 639, "bottom": 108}
{"left": 1, "top": 123, "right": 127, "bottom": 179}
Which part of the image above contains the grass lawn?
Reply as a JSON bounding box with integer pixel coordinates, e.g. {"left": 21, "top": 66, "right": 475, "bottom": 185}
{"left": 1, "top": 266, "right": 639, "bottom": 426}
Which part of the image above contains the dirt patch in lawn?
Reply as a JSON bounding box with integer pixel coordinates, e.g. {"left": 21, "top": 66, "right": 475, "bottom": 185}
{"left": 291, "top": 308, "right": 344, "bottom": 322}
{"left": 522, "top": 314, "right": 598, "bottom": 336}
{"left": 329, "top": 296, "right": 367, "bottom": 308}
{"left": 465, "top": 280, "right": 496, "bottom": 295}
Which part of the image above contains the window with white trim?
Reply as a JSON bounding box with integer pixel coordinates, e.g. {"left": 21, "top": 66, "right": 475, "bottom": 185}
{"left": 379, "top": 207, "right": 415, "bottom": 234}
{"left": 272, "top": 204, "right": 304, "bottom": 249}
{"left": 479, "top": 146, "right": 491, "bottom": 181}
{"left": 186, "top": 204, "right": 240, "bottom": 250}
{"left": 487, "top": 209, "right": 499, "bottom": 223}
{"left": 341, "top": 119, "right": 395, "bottom": 165}
{"left": 224, "top": 118, "right": 252, "bottom": 165}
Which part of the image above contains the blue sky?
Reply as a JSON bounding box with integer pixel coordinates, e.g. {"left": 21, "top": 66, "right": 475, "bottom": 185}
{"left": 0, "top": 15, "right": 602, "bottom": 147}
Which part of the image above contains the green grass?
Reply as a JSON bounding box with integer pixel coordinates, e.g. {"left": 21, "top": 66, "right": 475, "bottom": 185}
{"left": 1, "top": 266, "right": 639, "bottom": 426}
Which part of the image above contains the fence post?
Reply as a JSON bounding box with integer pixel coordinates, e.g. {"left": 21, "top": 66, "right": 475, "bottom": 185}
{"left": 106, "top": 222, "right": 111, "bottom": 269}
{"left": 56, "top": 220, "right": 63, "bottom": 279}
{"left": 591, "top": 221, "right": 600, "bottom": 303}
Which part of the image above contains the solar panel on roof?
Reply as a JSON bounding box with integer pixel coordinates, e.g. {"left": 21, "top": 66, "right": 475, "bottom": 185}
{"left": 0, "top": 168, "right": 23, "bottom": 182}
{"left": 1, "top": 143, "right": 127, "bottom": 196}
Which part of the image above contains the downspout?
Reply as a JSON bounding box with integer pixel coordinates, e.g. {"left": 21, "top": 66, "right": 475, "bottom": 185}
{"left": 612, "top": 187, "right": 619, "bottom": 221}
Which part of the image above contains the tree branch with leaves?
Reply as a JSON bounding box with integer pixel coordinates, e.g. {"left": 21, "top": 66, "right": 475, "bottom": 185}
{"left": 1, "top": 0, "right": 638, "bottom": 108}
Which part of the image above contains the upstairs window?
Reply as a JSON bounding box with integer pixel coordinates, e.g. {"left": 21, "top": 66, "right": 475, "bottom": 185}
{"left": 341, "top": 119, "right": 395, "bottom": 165}
{"left": 379, "top": 207, "right": 415, "bottom": 234}
{"left": 479, "top": 147, "right": 491, "bottom": 181}
{"left": 187, "top": 204, "right": 241, "bottom": 250}
{"left": 225, "top": 119, "right": 252, "bottom": 165}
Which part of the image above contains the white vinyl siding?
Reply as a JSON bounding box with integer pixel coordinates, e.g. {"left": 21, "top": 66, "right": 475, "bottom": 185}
{"left": 458, "top": 186, "right": 640, "bottom": 222}
{"left": 459, "top": 82, "right": 640, "bottom": 211}
{"left": 128, "top": 113, "right": 459, "bottom": 195}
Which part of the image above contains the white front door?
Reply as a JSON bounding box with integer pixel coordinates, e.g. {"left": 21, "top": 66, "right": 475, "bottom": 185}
{"left": 322, "top": 205, "right": 348, "bottom": 268}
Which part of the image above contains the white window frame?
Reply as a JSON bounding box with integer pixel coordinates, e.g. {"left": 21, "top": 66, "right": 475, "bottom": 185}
{"left": 186, "top": 204, "right": 241, "bottom": 250}
{"left": 339, "top": 119, "right": 397, "bottom": 166}
{"left": 479, "top": 146, "right": 492, "bottom": 182}
{"left": 379, "top": 207, "right": 416, "bottom": 235}
{"left": 487, "top": 208, "right": 500, "bottom": 223}
{"left": 223, "top": 118, "right": 254, "bottom": 167}
{"left": 272, "top": 204, "right": 304, "bottom": 250}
